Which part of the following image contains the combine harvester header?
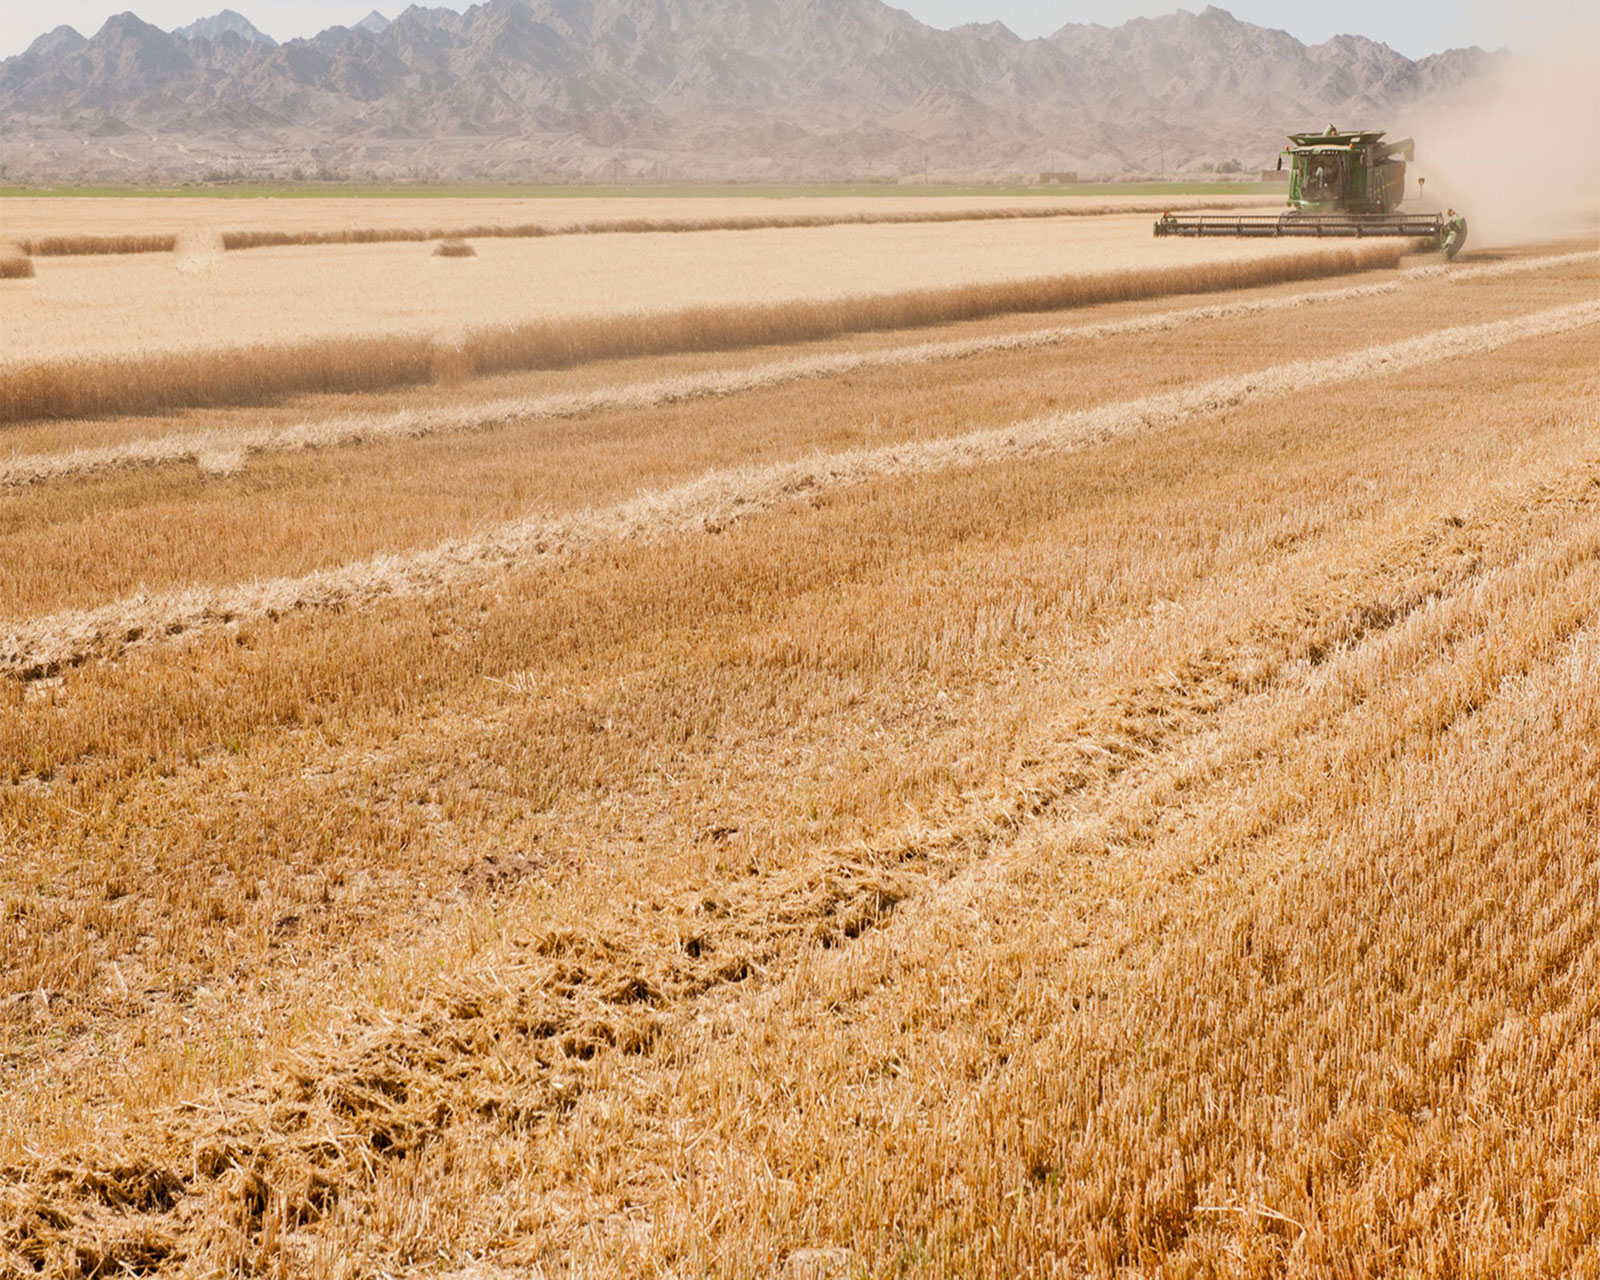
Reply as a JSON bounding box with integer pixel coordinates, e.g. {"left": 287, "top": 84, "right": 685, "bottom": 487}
{"left": 1155, "top": 128, "right": 1466, "bottom": 257}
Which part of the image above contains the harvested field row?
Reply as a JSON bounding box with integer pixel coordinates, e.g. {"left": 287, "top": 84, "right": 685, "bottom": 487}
{"left": 612, "top": 494, "right": 1600, "bottom": 1275}
{"left": 13, "top": 200, "right": 1272, "bottom": 257}
{"left": 5, "top": 278, "right": 1410, "bottom": 488}
{"left": 7, "top": 325, "right": 1588, "bottom": 993}
{"left": 8, "top": 248, "right": 1592, "bottom": 491}
{"left": 3, "top": 316, "right": 1598, "bottom": 1274}
{"left": 25, "top": 262, "right": 1594, "bottom": 619}
{"left": 0, "top": 244, "right": 1404, "bottom": 424}
{"left": 6, "top": 296, "right": 1594, "bottom": 680}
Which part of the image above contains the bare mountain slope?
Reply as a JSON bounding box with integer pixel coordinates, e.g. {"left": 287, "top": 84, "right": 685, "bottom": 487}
{"left": 0, "top": 2, "right": 1507, "bottom": 182}
{"left": 175, "top": 9, "right": 278, "bottom": 47}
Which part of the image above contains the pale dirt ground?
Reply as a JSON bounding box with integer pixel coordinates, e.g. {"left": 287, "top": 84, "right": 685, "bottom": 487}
{"left": 0, "top": 191, "right": 1282, "bottom": 242}
{"left": 4, "top": 213, "right": 1353, "bottom": 363}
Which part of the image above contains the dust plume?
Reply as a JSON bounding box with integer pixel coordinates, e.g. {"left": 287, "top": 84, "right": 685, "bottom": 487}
{"left": 1402, "top": 4, "right": 1600, "bottom": 247}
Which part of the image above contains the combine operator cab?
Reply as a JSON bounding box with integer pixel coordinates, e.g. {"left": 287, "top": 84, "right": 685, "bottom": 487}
{"left": 1286, "top": 128, "right": 1410, "bottom": 215}
{"left": 1155, "top": 126, "right": 1461, "bottom": 255}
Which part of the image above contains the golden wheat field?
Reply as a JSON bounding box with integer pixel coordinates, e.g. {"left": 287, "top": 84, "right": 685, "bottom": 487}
{"left": 0, "top": 193, "right": 1281, "bottom": 250}
{"left": 6, "top": 214, "right": 1342, "bottom": 363}
{"left": 2, "top": 194, "right": 1599, "bottom": 1278}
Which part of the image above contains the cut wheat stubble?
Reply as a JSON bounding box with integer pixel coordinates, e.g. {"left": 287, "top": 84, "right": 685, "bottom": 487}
{"left": 11, "top": 247, "right": 1590, "bottom": 493}
{"left": 0, "top": 244, "right": 1407, "bottom": 423}
{"left": 10, "top": 385, "right": 1600, "bottom": 1278}
{"left": 3, "top": 265, "right": 1598, "bottom": 1276}
{"left": 6, "top": 276, "right": 1407, "bottom": 488}
{"left": 4, "top": 297, "right": 1596, "bottom": 683}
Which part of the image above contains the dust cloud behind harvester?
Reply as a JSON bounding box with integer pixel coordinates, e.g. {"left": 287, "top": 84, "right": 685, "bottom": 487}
{"left": 1396, "top": 3, "right": 1600, "bottom": 246}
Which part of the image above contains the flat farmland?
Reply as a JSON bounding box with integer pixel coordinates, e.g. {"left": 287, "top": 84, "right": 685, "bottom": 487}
{"left": 1, "top": 196, "right": 1598, "bottom": 1277}
{"left": 0, "top": 191, "right": 1281, "bottom": 246}
{"left": 8, "top": 213, "right": 1322, "bottom": 362}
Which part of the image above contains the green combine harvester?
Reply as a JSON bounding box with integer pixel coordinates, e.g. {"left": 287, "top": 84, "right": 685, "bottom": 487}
{"left": 1154, "top": 128, "right": 1467, "bottom": 258}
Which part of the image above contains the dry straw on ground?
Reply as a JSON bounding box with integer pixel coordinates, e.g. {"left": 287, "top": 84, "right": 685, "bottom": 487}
{"left": 5, "top": 295, "right": 1593, "bottom": 680}
{"left": 1, "top": 263, "right": 1597, "bottom": 1272}
{"left": 0, "top": 244, "right": 1402, "bottom": 422}
{"left": 7, "top": 248, "right": 1594, "bottom": 492}
{"left": 8, "top": 278, "right": 1411, "bottom": 489}
{"left": 0, "top": 246, "right": 35, "bottom": 279}
{"left": 432, "top": 239, "right": 477, "bottom": 258}
{"left": 16, "top": 262, "right": 1595, "bottom": 622}
{"left": 13, "top": 233, "right": 177, "bottom": 256}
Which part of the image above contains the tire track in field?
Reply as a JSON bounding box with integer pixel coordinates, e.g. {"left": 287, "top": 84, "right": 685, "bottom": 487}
{"left": 5, "top": 249, "right": 1592, "bottom": 493}
{"left": 4, "top": 298, "right": 1597, "bottom": 682}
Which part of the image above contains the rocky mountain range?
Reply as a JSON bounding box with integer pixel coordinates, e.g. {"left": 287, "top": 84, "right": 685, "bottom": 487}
{"left": 0, "top": 2, "right": 1509, "bottom": 183}
{"left": 173, "top": 9, "right": 277, "bottom": 47}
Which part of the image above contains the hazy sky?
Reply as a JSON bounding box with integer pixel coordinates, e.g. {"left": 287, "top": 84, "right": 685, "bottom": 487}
{"left": 1, "top": 0, "right": 1588, "bottom": 60}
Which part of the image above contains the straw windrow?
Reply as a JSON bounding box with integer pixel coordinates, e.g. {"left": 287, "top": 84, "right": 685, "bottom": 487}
{"left": 6, "top": 296, "right": 1593, "bottom": 681}
{"left": 8, "top": 248, "right": 1589, "bottom": 492}
{"left": 0, "top": 244, "right": 1405, "bottom": 423}
{"left": 0, "top": 246, "right": 35, "bottom": 279}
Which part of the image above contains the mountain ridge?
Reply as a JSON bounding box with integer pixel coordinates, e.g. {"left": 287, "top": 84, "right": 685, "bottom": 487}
{"left": 0, "top": 2, "right": 1509, "bottom": 183}
{"left": 175, "top": 9, "right": 279, "bottom": 47}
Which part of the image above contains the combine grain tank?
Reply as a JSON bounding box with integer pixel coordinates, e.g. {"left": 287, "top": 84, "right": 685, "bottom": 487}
{"left": 1154, "top": 128, "right": 1465, "bottom": 257}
